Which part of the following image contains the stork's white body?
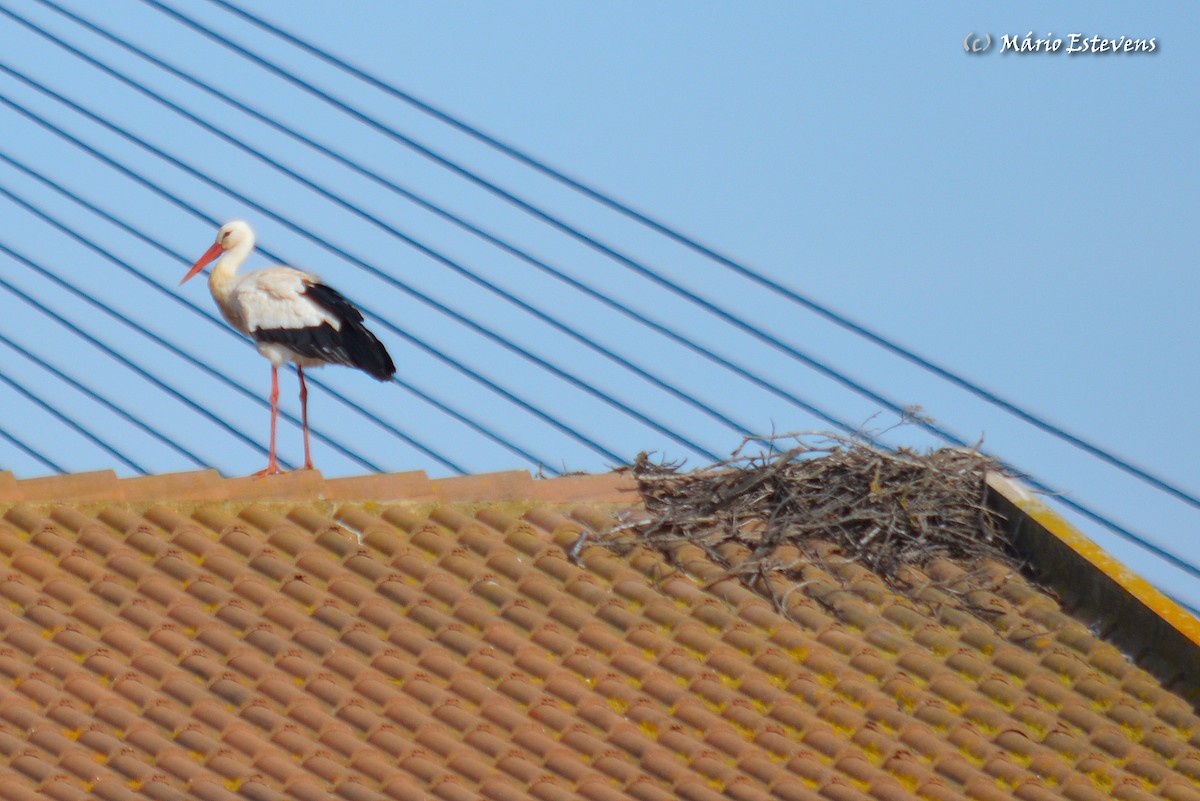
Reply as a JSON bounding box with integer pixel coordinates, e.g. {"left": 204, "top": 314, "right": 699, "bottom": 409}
{"left": 182, "top": 220, "right": 395, "bottom": 476}
{"left": 214, "top": 266, "right": 339, "bottom": 368}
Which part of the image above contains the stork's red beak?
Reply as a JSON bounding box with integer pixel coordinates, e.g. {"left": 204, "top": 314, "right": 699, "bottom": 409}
{"left": 182, "top": 241, "right": 224, "bottom": 284}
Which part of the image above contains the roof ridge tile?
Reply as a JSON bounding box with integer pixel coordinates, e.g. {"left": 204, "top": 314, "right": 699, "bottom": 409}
{"left": 13, "top": 469, "right": 120, "bottom": 502}
{"left": 322, "top": 470, "right": 434, "bottom": 501}
{"left": 219, "top": 470, "right": 329, "bottom": 501}
{"left": 0, "top": 471, "right": 18, "bottom": 502}
{"left": 528, "top": 472, "right": 637, "bottom": 503}
{"left": 429, "top": 469, "right": 535, "bottom": 500}
{"left": 117, "top": 469, "right": 225, "bottom": 502}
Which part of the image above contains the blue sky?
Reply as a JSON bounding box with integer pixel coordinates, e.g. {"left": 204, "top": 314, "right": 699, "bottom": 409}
{"left": 0, "top": 2, "right": 1197, "bottom": 606}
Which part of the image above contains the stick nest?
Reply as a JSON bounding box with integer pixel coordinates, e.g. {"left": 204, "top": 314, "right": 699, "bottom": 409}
{"left": 587, "top": 433, "right": 1015, "bottom": 594}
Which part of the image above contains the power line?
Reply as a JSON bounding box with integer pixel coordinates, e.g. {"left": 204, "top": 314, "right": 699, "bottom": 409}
{"left": 34, "top": 0, "right": 958, "bottom": 460}
{"left": 0, "top": 326, "right": 207, "bottom": 469}
{"left": 28, "top": 0, "right": 763, "bottom": 457}
{"left": 132, "top": 0, "right": 980, "bottom": 454}
{"left": 0, "top": 237, "right": 280, "bottom": 466}
{"left": 0, "top": 89, "right": 565, "bottom": 473}
{"left": 29, "top": 0, "right": 857, "bottom": 450}
{"left": 0, "top": 416, "right": 64, "bottom": 473}
{"left": 0, "top": 57, "right": 627, "bottom": 467}
{"left": 200, "top": 0, "right": 1200, "bottom": 516}
{"left": 0, "top": 12, "right": 1135, "bottom": 476}
{"left": 0, "top": 182, "right": 398, "bottom": 474}
{"left": 0, "top": 154, "right": 477, "bottom": 475}
{"left": 0, "top": 334, "right": 147, "bottom": 473}
{"left": 128, "top": 0, "right": 1200, "bottom": 589}
{"left": 0, "top": 3, "right": 722, "bottom": 465}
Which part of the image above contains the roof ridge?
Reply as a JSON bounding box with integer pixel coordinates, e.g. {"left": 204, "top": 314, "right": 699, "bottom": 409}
{"left": 0, "top": 467, "right": 639, "bottom": 505}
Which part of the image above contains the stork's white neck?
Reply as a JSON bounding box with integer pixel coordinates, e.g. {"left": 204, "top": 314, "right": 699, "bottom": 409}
{"left": 208, "top": 235, "right": 255, "bottom": 307}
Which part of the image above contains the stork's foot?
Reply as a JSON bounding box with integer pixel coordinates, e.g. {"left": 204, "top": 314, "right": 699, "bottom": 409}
{"left": 253, "top": 461, "right": 284, "bottom": 477}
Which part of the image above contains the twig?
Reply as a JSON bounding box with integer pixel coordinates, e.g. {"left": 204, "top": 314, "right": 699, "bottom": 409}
{"left": 587, "top": 431, "right": 1017, "bottom": 622}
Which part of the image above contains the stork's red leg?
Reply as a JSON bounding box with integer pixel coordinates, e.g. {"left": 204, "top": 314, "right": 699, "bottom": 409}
{"left": 298, "top": 365, "right": 314, "bottom": 470}
{"left": 254, "top": 365, "right": 283, "bottom": 476}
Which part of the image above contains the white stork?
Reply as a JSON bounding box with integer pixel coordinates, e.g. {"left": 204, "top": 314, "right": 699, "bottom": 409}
{"left": 182, "top": 220, "right": 395, "bottom": 476}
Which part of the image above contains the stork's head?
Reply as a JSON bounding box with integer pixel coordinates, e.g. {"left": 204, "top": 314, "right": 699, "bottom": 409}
{"left": 181, "top": 220, "right": 255, "bottom": 284}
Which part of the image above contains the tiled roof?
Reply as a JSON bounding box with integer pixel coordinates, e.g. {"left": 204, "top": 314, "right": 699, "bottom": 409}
{"left": 0, "top": 468, "right": 1198, "bottom": 801}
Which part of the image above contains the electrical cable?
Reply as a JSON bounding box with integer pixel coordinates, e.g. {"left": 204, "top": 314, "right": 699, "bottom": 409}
{"left": 0, "top": 336, "right": 147, "bottom": 473}
{"left": 0, "top": 5, "right": 721, "bottom": 463}
{"left": 169, "top": 0, "right": 1200, "bottom": 587}
{"left": 129, "top": 0, "right": 984, "bottom": 454}
{"left": 143, "top": 2, "right": 1200, "bottom": 586}
{"left": 184, "top": 0, "right": 1200, "bottom": 515}
{"left": 0, "top": 59, "right": 626, "bottom": 467}
{"left": 30, "top": 0, "right": 777, "bottom": 453}
{"left": 0, "top": 96, "right": 567, "bottom": 473}
{"left": 0, "top": 160, "right": 479, "bottom": 476}
{"left": 204, "top": 0, "right": 1200, "bottom": 516}
{"left": 0, "top": 16, "right": 1144, "bottom": 486}
{"left": 0, "top": 189, "right": 399, "bottom": 474}
{"left": 0, "top": 239, "right": 282, "bottom": 465}
{"left": 0, "top": 326, "right": 207, "bottom": 469}
{"left": 0, "top": 417, "right": 64, "bottom": 473}
{"left": 27, "top": 0, "right": 842, "bottom": 449}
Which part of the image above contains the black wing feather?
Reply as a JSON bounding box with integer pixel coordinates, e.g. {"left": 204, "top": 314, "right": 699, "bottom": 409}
{"left": 254, "top": 282, "right": 396, "bottom": 381}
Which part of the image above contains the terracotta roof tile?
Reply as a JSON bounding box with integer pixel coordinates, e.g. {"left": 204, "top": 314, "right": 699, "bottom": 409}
{"left": 0, "top": 469, "right": 1195, "bottom": 800}
{"left": 5, "top": 469, "right": 120, "bottom": 502}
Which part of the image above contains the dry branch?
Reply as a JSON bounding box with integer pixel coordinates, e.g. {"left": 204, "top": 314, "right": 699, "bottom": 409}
{"left": 590, "top": 432, "right": 1016, "bottom": 607}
